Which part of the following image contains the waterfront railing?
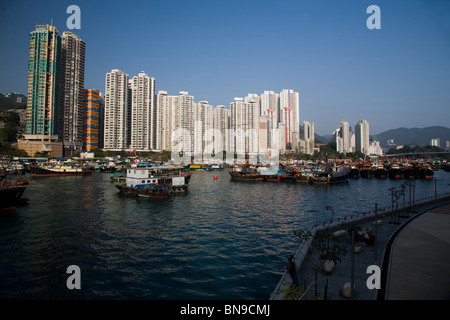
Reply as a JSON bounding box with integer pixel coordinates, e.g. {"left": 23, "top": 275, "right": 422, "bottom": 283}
{"left": 270, "top": 191, "right": 450, "bottom": 300}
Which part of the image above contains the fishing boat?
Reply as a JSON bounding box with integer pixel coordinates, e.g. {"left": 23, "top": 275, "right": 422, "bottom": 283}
{"left": 359, "top": 163, "right": 374, "bottom": 178}
{"left": 30, "top": 163, "right": 92, "bottom": 177}
{"left": 136, "top": 183, "right": 171, "bottom": 199}
{"left": 311, "top": 165, "right": 350, "bottom": 184}
{"left": 279, "top": 166, "right": 297, "bottom": 182}
{"left": 258, "top": 165, "right": 279, "bottom": 181}
{"left": 402, "top": 165, "right": 415, "bottom": 179}
{"left": 419, "top": 165, "right": 434, "bottom": 179}
{"left": 0, "top": 176, "right": 29, "bottom": 209}
{"left": 229, "top": 165, "right": 264, "bottom": 181}
{"left": 388, "top": 164, "right": 403, "bottom": 180}
{"left": 115, "top": 165, "right": 192, "bottom": 196}
{"left": 374, "top": 166, "right": 387, "bottom": 179}
{"left": 310, "top": 170, "right": 330, "bottom": 184}
{"left": 294, "top": 169, "right": 312, "bottom": 183}
{"left": 348, "top": 166, "right": 360, "bottom": 178}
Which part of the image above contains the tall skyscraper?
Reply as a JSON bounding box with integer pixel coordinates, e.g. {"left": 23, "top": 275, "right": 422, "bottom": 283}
{"left": 18, "top": 24, "right": 65, "bottom": 157}
{"left": 25, "top": 24, "right": 61, "bottom": 137}
{"left": 59, "top": 31, "right": 86, "bottom": 155}
{"left": 230, "top": 97, "right": 259, "bottom": 155}
{"left": 355, "top": 119, "right": 370, "bottom": 154}
{"left": 104, "top": 69, "right": 130, "bottom": 150}
{"left": 279, "top": 89, "right": 300, "bottom": 149}
{"left": 213, "top": 105, "right": 230, "bottom": 154}
{"left": 83, "top": 89, "right": 103, "bottom": 151}
{"left": 193, "top": 101, "right": 214, "bottom": 158}
{"left": 155, "top": 90, "right": 170, "bottom": 151}
{"left": 301, "top": 121, "right": 315, "bottom": 155}
{"left": 130, "top": 72, "right": 155, "bottom": 151}
{"left": 333, "top": 120, "right": 354, "bottom": 153}
{"left": 260, "top": 91, "right": 279, "bottom": 122}
{"left": 172, "top": 91, "right": 194, "bottom": 153}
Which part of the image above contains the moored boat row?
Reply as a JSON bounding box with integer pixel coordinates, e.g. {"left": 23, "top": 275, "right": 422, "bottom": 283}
{"left": 349, "top": 164, "right": 434, "bottom": 180}
{"left": 229, "top": 164, "right": 351, "bottom": 185}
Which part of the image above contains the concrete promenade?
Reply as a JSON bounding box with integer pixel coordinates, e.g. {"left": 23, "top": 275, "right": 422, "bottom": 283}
{"left": 271, "top": 196, "right": 450, "bottom": 300}
{"left": 383, "top": 203, "right": 450, "bottom": 300}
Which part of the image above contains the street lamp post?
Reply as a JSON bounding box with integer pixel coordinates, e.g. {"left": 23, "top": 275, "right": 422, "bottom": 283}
{"left": 435, "top": 177, "right": 439, "bottom": 202}
{"left": 389, "top": 187, "right": 395, "bottom": 224}
{"left": 325, "top": 205, "right": 335, "bottom": 249}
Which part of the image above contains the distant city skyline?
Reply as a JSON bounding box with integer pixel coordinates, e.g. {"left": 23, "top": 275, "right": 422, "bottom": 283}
{"left": 1, "top": 0, "right": 449, "bottom": 135}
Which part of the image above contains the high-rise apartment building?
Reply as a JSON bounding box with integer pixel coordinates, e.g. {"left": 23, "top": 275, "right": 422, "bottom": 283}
{"left": 193, "top": 101, "right": 214, "bottom": 157}
{"left": 130, "top": 72, "right": 155, "bottom": 151}
{"left": 83, "top": 89, "right": 103, "bottom": 151}
{"left": 213, "top": 105, "right": 230, "bottom": 154}
{"left": 59, "top": 31, "right": 86, "bottom": 155}
{"left": 333, "top": 120, "right": 354, "bottom": 154}
{"left": 25, "top": 24, "right": 61, "bottom": 137}
{"left": 155, "top": 90, "right": 170, "bottom": 151}
{"left": 230, "top": 97, "right": 259, "bottom": 155}
{"left": 299, "top": 121, "right": 315, "bottom": 155}
{"left": 260, "top": 91, "right": 279, "bottom": 122}
{"left": 171, "top": 91, "right": 194, "bottom": 153}
{"left": 279, "top": 89, "right": 300, "bottom": 150}
{"left": 18, "top": 24, "right": 63, "bottom": 157}
{"left": 104, "top": 69, "right": 130, "bottom": 150}
{"left": 355, "top": 119, "right": 370, "bottom": 154}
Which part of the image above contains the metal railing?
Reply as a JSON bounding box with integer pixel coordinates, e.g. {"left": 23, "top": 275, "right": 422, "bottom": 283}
{"left": 270, "top": 191, "right": 450, "bottom": 300}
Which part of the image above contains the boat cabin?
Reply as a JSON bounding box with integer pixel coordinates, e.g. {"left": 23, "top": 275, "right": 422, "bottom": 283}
{"left": 126, "top": 167, "right": 186, "bottom": 188}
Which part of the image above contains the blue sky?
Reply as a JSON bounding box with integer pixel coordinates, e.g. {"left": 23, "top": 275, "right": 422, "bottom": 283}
{"left": 0, "top": 0, "right": 449, "bottom": 135}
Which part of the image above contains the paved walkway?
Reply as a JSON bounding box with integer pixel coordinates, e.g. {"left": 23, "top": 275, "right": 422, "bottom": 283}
{"left": 271, "top": 199, "right": 450, "bottom": 300}
{"left": 384, "top": 203, "right": 450, "bottom": 300}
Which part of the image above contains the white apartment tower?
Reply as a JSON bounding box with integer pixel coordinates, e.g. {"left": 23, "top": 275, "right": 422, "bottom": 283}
{"left": 213, "top": 105, "right": 230, "bottom": 154}
{"left": 193, "top": 101, "right": 214, "bottom": 157}
{"left": 355, "top": 119, "right": 370, "bottom": 154}
{"left": 172, "top": 91, "right": 194, "bottom": 153}
{"left": 333, "top": 120, "right": 354, "bottom": 153}
{"left": 104, "top": 69, "right": 130, "bottom": 150}
{"left": 130, "top": 72, "right": 155, "bottom": 151}
{"left": 279, "top": 89, "right": 300, "bottom": 150}
{"left": 155, "top": 90, "right": 169, "bottom": 151}
{"left": 260, "top": 91, "right": 279, "bottom": 123}
{"left": 302, "top": 121, "right": 315, "bottom": 155}
{"left": 230, "top": 98, "right": 259, "bottom": 155}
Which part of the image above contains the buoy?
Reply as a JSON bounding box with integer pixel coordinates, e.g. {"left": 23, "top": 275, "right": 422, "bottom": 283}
{"left": 333, "top": 229, "right": 346, "bottom": 238}
{"left": 214, "top": 175, "right": 218, "bottom": 180}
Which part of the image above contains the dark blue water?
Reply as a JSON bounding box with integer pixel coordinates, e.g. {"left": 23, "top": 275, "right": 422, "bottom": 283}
{"left": 1, "top": 169, "right": 449, "bottom": 299}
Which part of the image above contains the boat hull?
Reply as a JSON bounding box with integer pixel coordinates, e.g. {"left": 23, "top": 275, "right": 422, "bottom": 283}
{"left": 0, "top": 185, "right": 26, "bottom": 208}
{"left": 294, "top": 173, "right": 311, "bottom": 183}
{"left": 30, "top": 166, "right": 92, "bottom": 177}
{"left": 360, "top": 169, "right": 374, "bottom": 178}
{"left": 349, "top": 168, "right": 360, "bottom": 178}
{"left": 374, "top": 169, "right": 387, "bottom": 179}
{"left": 388, "top": 168, "right": 402, "bottom": 180}
{"left": 229, "top": 171, "right": 264, "bottom": 181}
{"left": 115, "top": 183, "right": 187, "bottom": 196}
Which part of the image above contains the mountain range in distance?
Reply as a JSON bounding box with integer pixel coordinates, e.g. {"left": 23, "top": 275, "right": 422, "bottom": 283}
{"left": 316, "top": 126, "right": 450, "bottom": 148}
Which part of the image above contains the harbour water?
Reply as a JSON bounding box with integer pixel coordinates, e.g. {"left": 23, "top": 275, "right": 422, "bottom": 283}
{"left": 1, "top": 168, "right": 449, "bottom": 299}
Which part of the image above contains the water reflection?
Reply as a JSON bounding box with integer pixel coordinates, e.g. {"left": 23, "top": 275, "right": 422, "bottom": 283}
{"left": 0, "top": 169, "right": 448, "bottom": 299}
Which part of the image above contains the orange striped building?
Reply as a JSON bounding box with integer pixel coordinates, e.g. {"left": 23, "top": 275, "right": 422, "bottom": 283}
{"left": 83, "top": 89, "right": 103, "bottom": 151}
